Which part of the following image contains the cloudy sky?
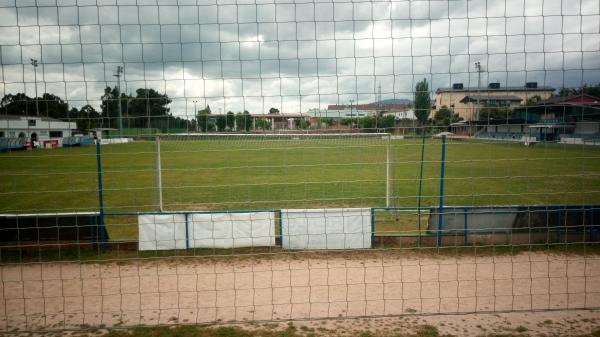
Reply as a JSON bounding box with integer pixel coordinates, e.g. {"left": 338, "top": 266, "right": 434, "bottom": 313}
{"left": 0, "top": 0, "right": 599, "bottom": 117}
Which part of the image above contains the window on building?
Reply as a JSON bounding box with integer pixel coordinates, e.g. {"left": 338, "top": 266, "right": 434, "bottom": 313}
{"left": 28, "top": 119, "right": 36, "bottom": 126}
{"left": 49, "top": 131, "right": 63, "bottom": 138}
{"left": 0, "top": 132, "right": 4, "bottom": 138}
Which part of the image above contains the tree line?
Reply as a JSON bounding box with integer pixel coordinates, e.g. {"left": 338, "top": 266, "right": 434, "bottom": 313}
{"left": 196, "top": 106, "right": 254, "bottom": 132}
{"left": 0, "top": 87, "right": 192, "bottom": 132}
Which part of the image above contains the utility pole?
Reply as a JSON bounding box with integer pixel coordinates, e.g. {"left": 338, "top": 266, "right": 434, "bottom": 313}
{"left": 475, "top": 61, "right": 483, "bottom": 120}
{"left": 113, "top": 66, "right": 124, "bottom": 139}
{"left": 30, "top": 59, "right": 39, "bottom": 116}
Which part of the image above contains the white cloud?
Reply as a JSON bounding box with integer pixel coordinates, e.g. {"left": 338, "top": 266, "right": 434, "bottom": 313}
{"left": 0, "top": 0, "right": 598, "bottom": 115}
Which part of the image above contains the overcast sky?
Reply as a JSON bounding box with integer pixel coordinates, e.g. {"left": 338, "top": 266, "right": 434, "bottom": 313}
{"left": 0, "top": 0, "right": 599, "bottom": 116}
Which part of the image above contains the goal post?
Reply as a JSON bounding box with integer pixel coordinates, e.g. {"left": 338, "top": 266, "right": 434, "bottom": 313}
{"left": 152, "top": 132, "right": 393, "bottom": 211}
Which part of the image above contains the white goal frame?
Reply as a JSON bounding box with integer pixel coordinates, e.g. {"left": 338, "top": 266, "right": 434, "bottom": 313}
{"left": 153, "top": 132, "right": 393, "bottom": 211}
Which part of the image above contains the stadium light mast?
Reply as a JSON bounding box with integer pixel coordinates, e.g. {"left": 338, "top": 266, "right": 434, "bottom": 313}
{"left": 30, "top": 59, "right": 39, "bottom": 116}
{"left": 113, "top": 66, "right": 124, "bottom": 139}
{"left": 193, "top": 100, "right": 198, "bottom": 132}
{"left": 475, "top": 61, "right": 483, "bottom": 120}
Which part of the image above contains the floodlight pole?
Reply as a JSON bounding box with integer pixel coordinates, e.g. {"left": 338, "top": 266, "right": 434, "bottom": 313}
{"left": 193, "top": 100, "right": 198, "bottom": 132}
{"left": 113, "top": 66, "right": 124, "bottom": 139}
{"left": 475, "top": 62, "right": 482, "bottom": 120}
{"left": 30, "top": 59, "right": 39, "bottom": 116}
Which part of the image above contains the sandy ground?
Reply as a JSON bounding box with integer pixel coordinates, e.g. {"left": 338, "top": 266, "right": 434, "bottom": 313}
{"left": 9, "top": 310, "right": 600, "bottom": 337}
{"left": 231, "top": 310, "right": 600, "bottom": 336}
{"left": 1, "top": 251, "right": 600, "bottom": 333}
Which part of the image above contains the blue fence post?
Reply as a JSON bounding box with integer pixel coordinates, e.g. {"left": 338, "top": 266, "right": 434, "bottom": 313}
{"left": 278, "top": 210, "right": 283, "bottom": 248}
{"left": 95, "top": 140, "right": 106, "bottom": 251}
{"left": 371, "top": 208, "right": 375, "bottom": 248}
{"left": 463, "top": 207, "right": 468, "bottom": 246}
{"left": 184, "top": 213, "right": 190, "bottom": 250}
{"left": 555, "top": 206, "right": 561, "bottom": 243}
{"left": 437, "top": 135, "right": 447, "bottom": 247}
{"left": 592, "top": 207, "right": 597, "bottom": 242}
{"left": 416, "top": 130, "right": 427, "bottom": 247}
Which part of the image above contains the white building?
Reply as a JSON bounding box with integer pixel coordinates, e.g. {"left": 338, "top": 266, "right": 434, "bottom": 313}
{"left": 0, "top": 115, "right": 77, "bottom": 147}
{"left": 306, "top": 108, "right": 369, "bottom": 119}
{"left": 383, "top": 109, "right": 417, "bottom": 120}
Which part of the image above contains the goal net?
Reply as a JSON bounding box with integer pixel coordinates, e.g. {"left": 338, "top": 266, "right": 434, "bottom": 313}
{"left": 154, "top": 132, "right": 392, "bottom": 211}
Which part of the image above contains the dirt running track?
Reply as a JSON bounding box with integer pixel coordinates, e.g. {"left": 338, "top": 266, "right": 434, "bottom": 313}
{"left": 1, "top": 251, "right": 600, "bottom": 332}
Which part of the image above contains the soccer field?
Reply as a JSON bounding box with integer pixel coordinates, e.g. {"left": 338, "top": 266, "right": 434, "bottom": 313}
{"left": 1, "top": 137, "right": 600, "bottom": 215}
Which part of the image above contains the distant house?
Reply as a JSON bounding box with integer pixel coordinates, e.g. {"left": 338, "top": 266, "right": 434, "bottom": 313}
{"left": 433, "top": 82, "right": 555, "bottom": 121}
{"left": 327, "top": 103, "right": 411, "bottom": 117}
{"left": 0, "top": 115, "right": 76, "bottom": 148}
{"left": 306, "top": 108, "right": 368, "bottom": 119}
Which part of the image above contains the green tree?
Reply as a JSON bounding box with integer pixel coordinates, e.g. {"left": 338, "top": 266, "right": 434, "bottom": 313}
{"left": 76, "top": 104, "right": 101, "bottom": 132}
{"left": 40, "top": 93, "right": 70, "bottom": 120}
{"left": 582, "top": 83, "right": 600, "bottom": 97}
{"left": 101, "top": 87, "right": 172, "bottom": 130}
{"left": 1, "top": 93, "right": 34, "bottom": 116}
{"left": 255, "top": 118, "right": 271, "bottom": 130}
{"left": 294, "top": 118, "right": 310, "bottom": 129}
{"left": 226, "top": 111, "right": 235, "bottom": 130}
{"left": 340, "top": 118, "right": 353, "bottom": 126}
{"left": 380, "top": 115, "right": 396, "bottom": 128}
{"left": 558, "top": 87, "right": 572, "bottom": 97}
{"left": 0, "top": 93, "right": 69, "bottom": 119}
{"left": 216, "top": 115, "right": 227, "bottom": 131}
{"left": 433, "top": 105, "right": 462, "bottom": 127}
{"left": 235, "top": 111, "right": 252, "bottom": 132}
{"left": 100, "top": 87, "right": 121, "bottom": 128}
{"left": 196, "top": 106, "right": 211, "bottom": 132}
{"left": 414, "top": 78, "right": 431, "bottom": 125}
{"left": 197, "top": 105, "right": 211, "bottom": 115}
{"left": 479, "top": 106, "right": 511, "bottom": 121}
{"left": 525, "top": 95, "right": 542, "bottom": 106}
{"left": 127, "top": 88, "right": 172, "bottom": 129}
{"left": 358, "top": 116, "right": 375, "bottom": 129}
{"left": 558, "top": 83, "right": 600, "bottom": 97}
{"left": 299, "top": 118, "right": 310, "bottom": 129}
{"left": 268, "top": 107, "right": 280, "bottom": 114}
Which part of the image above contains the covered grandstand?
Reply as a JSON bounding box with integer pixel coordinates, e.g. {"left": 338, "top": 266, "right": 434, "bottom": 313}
{"left": 471, "top": 94, "right": 600, "bottom": 144}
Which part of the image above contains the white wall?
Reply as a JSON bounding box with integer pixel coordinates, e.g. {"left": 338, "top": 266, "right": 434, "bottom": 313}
{"left": 138, "top": 212, "right": 276, "bottom": 251}
{"left": 281, "top": 208, "right": 372, "bottom": 250}
{"left": 0, "top": 116, "right": 75, "bottom": 140}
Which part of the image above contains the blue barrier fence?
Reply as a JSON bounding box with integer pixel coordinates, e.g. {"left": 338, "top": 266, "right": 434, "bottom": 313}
{"left": 1, "top": 205, "right": 598, "bottom": 252}
{"left": 118, "top": 204, "right": 600, "bottom": 249}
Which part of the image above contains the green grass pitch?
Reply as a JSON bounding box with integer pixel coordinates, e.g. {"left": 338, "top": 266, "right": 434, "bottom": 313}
{"left": 1, "top": 137, "right": 599, "bottom": 239}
